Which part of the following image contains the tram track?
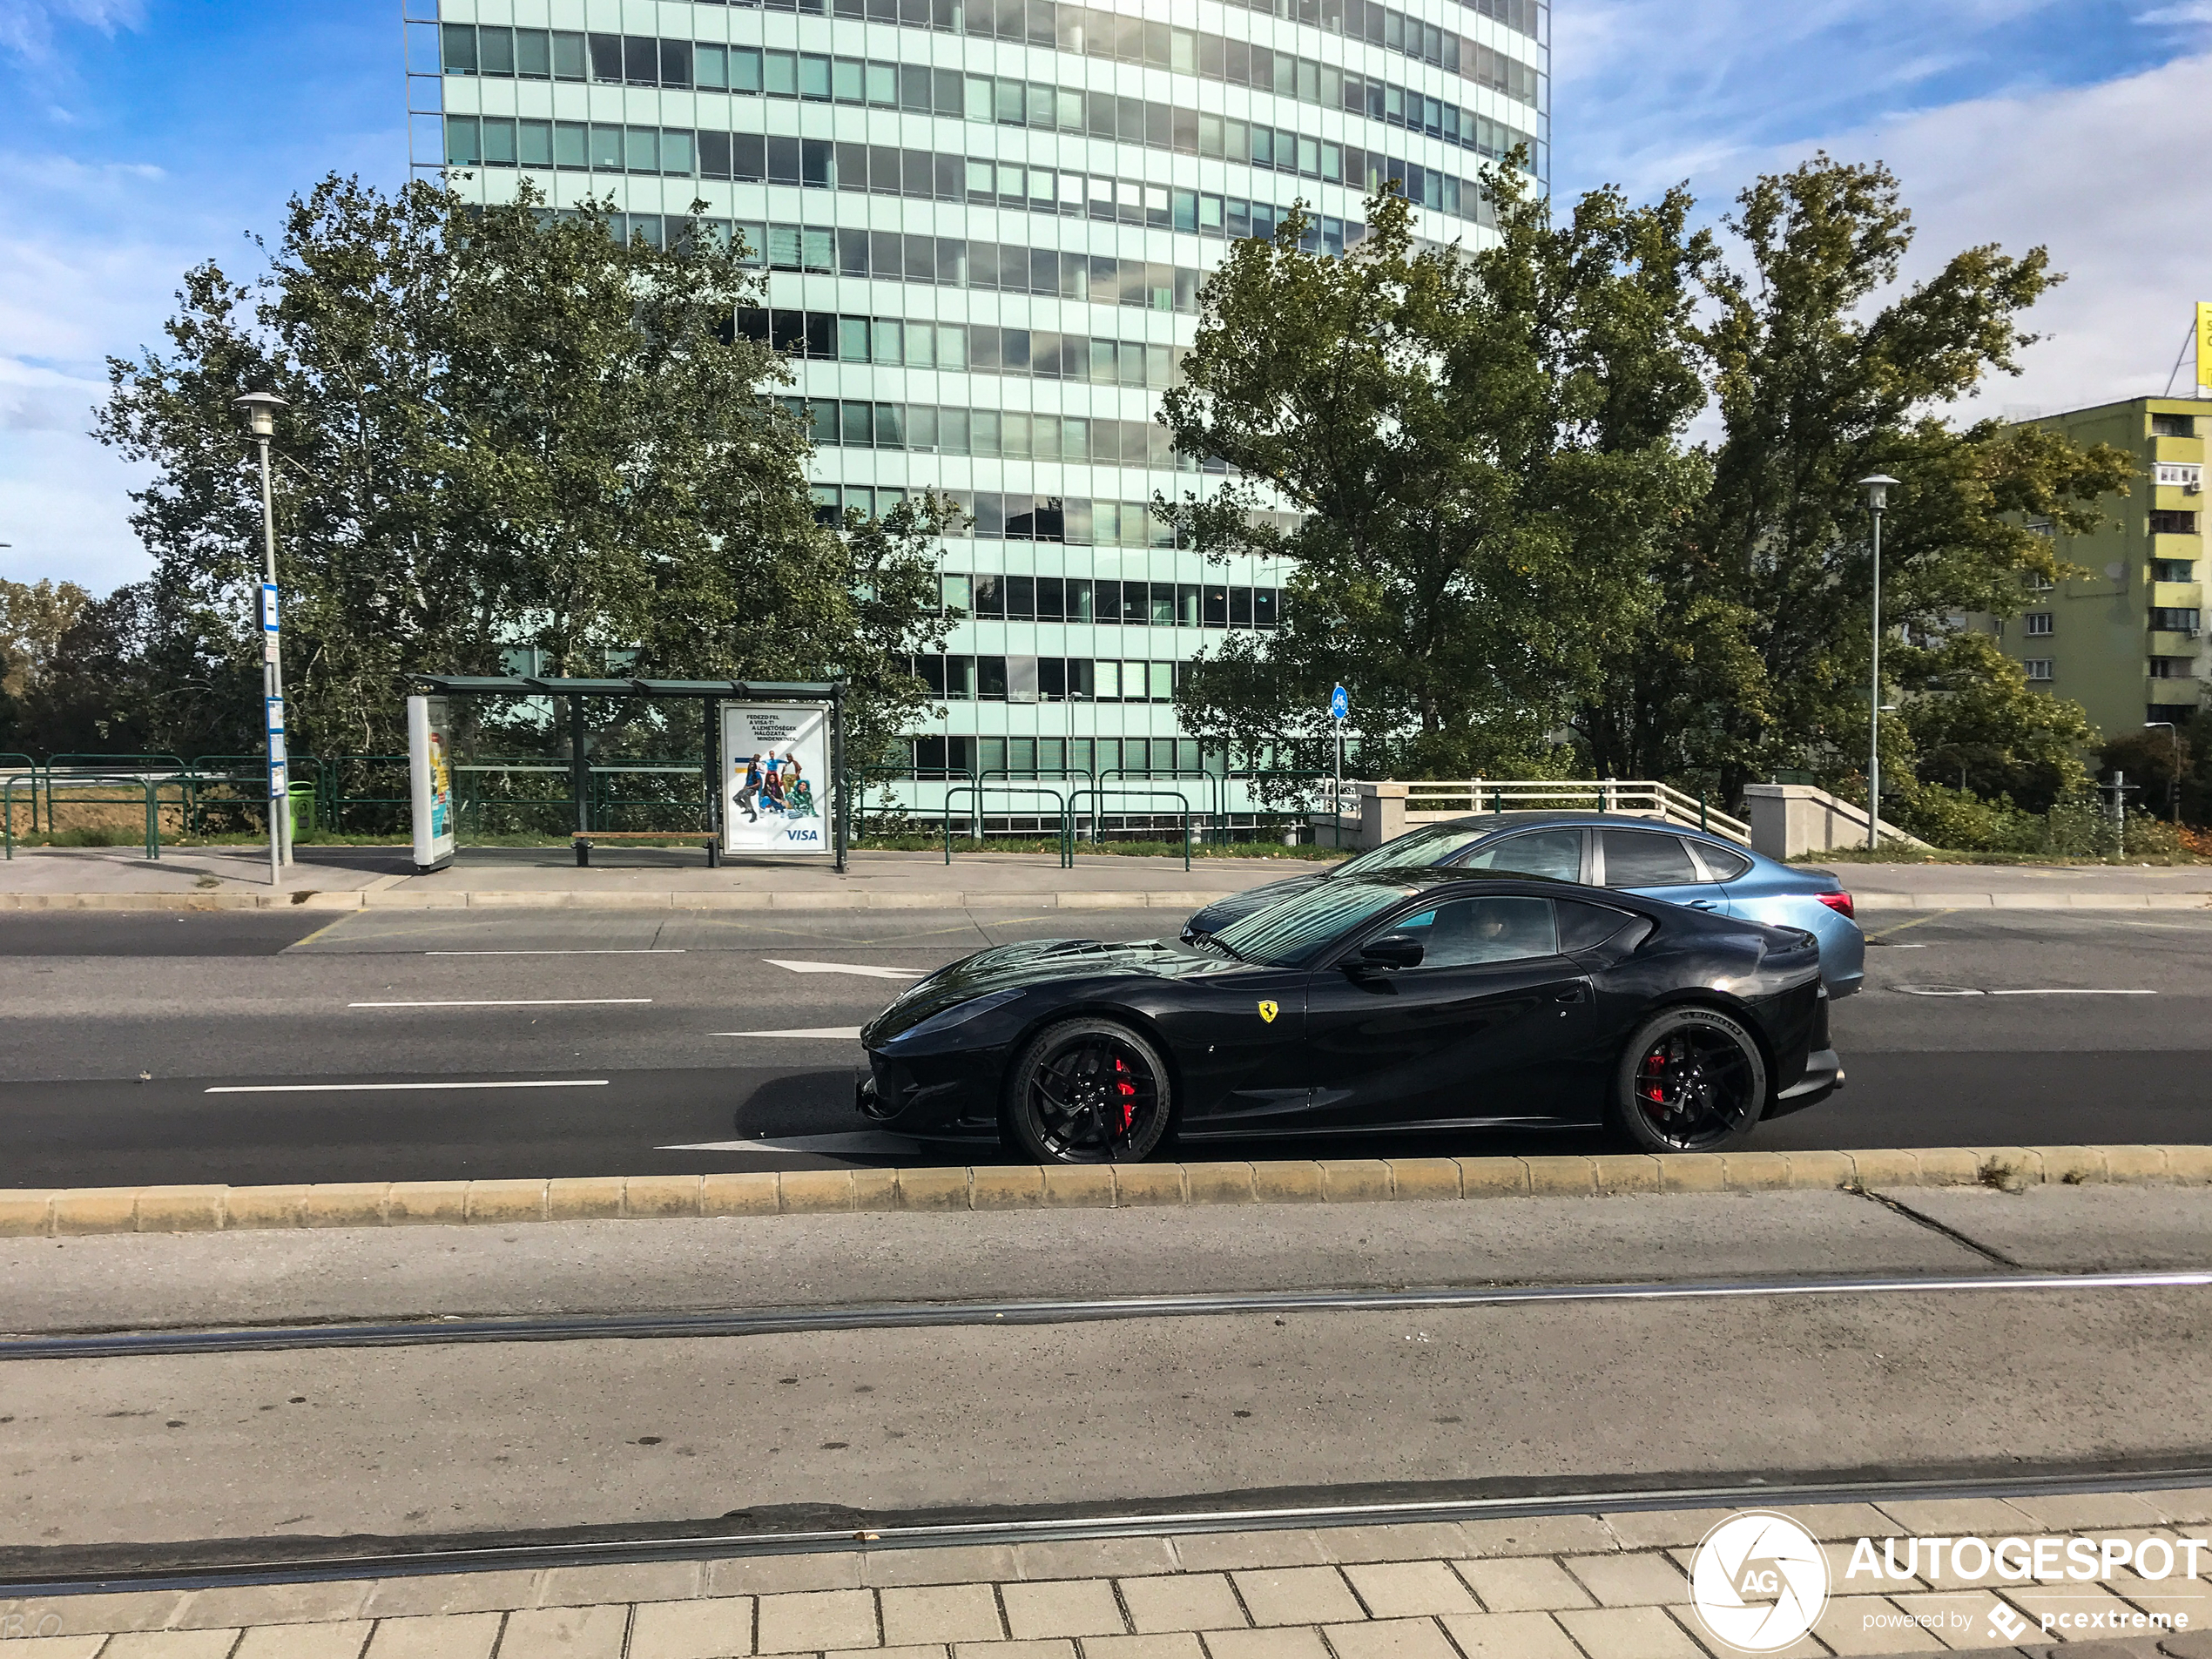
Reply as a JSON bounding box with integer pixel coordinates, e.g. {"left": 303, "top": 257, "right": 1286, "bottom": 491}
{"left": 10, "top": 1460, "right": 2212, "bottom": 1596}
{"left": 6, "top": 1265, "right": 2209, "bottom": 1359}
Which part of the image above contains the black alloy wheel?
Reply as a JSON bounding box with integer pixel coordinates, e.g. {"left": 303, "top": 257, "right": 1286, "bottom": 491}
{"left": 1006, "top": 1018, "right": 1173, "bottom": 1164}
{"left": 1609, "top": 1006, "right": 1768, "bottom": 1154}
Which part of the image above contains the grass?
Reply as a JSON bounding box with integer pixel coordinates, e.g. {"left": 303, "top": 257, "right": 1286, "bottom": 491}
{"left": 1796, "top": 844, "right": 2209, "bottom": 867}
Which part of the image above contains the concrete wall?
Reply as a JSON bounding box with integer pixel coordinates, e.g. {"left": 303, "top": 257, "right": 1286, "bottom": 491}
{"left": 1744, "top": 784, "right": 1925, "bottom": 860}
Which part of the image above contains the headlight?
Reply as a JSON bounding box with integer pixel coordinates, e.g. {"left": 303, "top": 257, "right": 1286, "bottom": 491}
{"left": 887, "top": 988, "right": 1024, "bottom": 1045}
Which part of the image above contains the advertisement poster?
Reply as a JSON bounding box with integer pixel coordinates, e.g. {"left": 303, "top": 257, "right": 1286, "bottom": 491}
{"left": 721, "top": 703, "right": 831, "bottom": 857}
{"left": 408, "top": 694, "right": 456, "bottom": 873}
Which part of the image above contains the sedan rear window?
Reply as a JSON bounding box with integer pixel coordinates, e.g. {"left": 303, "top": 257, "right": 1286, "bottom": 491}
{"left": 1602, "top": 828, "right": 1701, "bottom": 887}
{"left": 1214, "top": 880, "right": 1414, "bottom": 968}
{"left": 1696, "top": 843, "right": 1754, "bottom": 881}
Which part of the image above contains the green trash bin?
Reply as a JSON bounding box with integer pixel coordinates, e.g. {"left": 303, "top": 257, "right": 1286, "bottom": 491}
{"left": 287, "top": 781, "right": 316, "bottom": 842}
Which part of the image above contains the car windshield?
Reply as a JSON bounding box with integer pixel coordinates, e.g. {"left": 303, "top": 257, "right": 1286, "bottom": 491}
{"left": 1331, "top": 824, "right": 1492, "bottom": 877}
{"left": 1212, "top": 878, "right": 1418, "bottom": 967}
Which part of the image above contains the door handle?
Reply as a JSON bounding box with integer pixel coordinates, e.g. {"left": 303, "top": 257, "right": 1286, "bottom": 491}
{"left": 1554, "top": 987, "right": 1587, "bottom": 1004}
{"left": 1689, "top": 900, "right": 1722, "bottom": 911}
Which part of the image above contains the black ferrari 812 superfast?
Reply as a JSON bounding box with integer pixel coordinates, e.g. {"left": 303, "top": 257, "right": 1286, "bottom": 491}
{"left": 857, "top": 870, "right": 1843, "bottom": 1164}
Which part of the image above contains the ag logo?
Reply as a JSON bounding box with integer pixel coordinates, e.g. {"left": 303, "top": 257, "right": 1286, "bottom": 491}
{"left": 1257, "top": 1000, "right": 1278, "bottom": 1024}
{"left": 1689, "top": 1511, "right": 1830, "bottom": 1653}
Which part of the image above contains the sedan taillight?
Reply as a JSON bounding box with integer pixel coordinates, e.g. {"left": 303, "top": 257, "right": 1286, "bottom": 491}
{"left": 1815, "top": 890, "right": 1856, "bottom": 920}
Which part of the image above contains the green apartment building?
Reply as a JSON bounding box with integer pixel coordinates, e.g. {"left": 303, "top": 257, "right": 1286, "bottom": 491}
{"left": 2004, "top": 396, "right": 2207, "bottom": 738}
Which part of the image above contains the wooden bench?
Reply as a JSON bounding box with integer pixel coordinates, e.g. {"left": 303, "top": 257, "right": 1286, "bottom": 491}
{"left": 571, "top": 831, "right": 720, "bottom": 868}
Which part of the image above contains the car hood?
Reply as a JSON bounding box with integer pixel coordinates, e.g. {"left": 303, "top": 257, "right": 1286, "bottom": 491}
{"left": 1182, "top": 872, "right": 1332, "bottom": 936}
{"left": 861, "top": 936, "right": 1238, "bottom": 1045}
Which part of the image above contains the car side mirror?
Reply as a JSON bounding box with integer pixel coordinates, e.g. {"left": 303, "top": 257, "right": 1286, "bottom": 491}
{"left": 1356, "top": 933, "right": 1425, "bottom": 971}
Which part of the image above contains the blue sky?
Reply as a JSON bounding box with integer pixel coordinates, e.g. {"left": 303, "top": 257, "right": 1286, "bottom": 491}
{"left": 4, "top": 0, "right": 2210, "bottom": 592}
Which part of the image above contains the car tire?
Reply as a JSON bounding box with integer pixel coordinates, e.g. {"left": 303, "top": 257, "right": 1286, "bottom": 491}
{"left": 1005, "top": 1017, "right": 1174, "bottom": 1165}
{"left": 1608, "top": 1005, "right": 1769, "bottom": 1155}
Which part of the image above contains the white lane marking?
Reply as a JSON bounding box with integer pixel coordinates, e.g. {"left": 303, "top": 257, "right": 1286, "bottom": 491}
{"left": 347, "top": 998, "right": 655, "bottom": 1008}
{"left": 1988, "top": 988, "right": 2157, "bottom": 996}
{"left": 765, "top": 959, "right": 928, "bottom": 980}
{"left": 658, "top": 1131, "right": 924, "bottom": 1155}
{"left": 205, "top": 1080, "right": 610, "bottom": 1094}
{"left": 423, "top": 949, "right": 686, "bottom": 956}
{"left": 1892, "top": 985, "right": 2156, "bottom": 998}
{"left": 708, "top": 1027, "right": 865, "bottom": 1039}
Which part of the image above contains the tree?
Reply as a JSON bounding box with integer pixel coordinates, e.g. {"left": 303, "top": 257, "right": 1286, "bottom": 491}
{"left": 0, "top": 577, "right": 93, "bottom": 703}
{"left": 1894, "top": 631, "right": 2093, "bottom": 813}
{"left": 1158, "top": 176, "right": 1711, "bottom": 784}
{"left": 95, "top": 173, "right": 942, "bottom": 769}
{"left": 1662, "top": 156, "right": 2134, "bottom": 795}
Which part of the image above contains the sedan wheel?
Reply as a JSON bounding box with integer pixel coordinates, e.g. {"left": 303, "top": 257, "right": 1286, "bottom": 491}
{"left": 1609, "top": 1007, "right": 1768, "bottom": 1154}
{"left": 1007, "top": 1018, "right": 1172, "bottom": 1164}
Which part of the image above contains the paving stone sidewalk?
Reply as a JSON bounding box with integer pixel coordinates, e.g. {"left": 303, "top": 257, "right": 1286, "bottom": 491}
{"left": 11, "top": 1487, "right": 2212, "bottom": 1659}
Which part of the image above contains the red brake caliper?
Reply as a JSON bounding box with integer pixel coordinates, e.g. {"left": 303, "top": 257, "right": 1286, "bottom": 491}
{"left": 1641, "top": 1049, "right": 1669, "bottom": 1113}
{"left": 1113, "top": 1056, "right": 1137, "bottom": 1131}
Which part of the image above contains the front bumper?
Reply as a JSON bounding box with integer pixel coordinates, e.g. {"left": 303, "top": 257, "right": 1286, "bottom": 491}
{"left": 856, "top": 1049, "right": 1005, "bottom": 1138}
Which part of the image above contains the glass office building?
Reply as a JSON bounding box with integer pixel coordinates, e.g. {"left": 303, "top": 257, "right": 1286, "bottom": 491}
{"left": 406, "top": 0, "right": 1548, "bottom": 793}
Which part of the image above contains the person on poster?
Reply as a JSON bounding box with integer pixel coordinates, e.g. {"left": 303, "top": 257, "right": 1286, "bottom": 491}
{"left": 762, "top": 751, "right": 790, "bottom": 815}
{"left": 734, "top": 752, "right": 765, "bottom": 822}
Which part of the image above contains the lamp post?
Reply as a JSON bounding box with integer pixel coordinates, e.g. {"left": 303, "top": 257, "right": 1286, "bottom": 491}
{"left": 233, "top": 391, "right": 290, "bottom": 886}
{"left": 2145, "top": 721, "right": 2182, "bottom": 827}
{"left": 1858, "top": 475, "right": 1900, "bottom": 850}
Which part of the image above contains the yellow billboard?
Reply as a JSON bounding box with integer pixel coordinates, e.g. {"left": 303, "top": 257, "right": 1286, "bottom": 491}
{"left": 2199, "top": 301, "right": 2212, "bottom": 395}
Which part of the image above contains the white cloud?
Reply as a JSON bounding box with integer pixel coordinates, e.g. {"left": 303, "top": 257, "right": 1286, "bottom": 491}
{"left": 1761, "top": 52, "right": 2212, "bottom": 420}
{"left": 0, "top": 147, "right": 228, "bottom": 592}
{"left": 0, "top": 1, "right": 145, "bottom": 64}
{"left": 1554, "top": 0, "right": 2073, "bottom": 202}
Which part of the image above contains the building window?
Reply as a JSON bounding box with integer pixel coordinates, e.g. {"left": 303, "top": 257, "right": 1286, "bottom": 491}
{"left": 2151, "top": 608, "right": 2202, "bottom": 633}
{"left": 2149, "top": 510, "right": 2199, "bottom": 536}
{"left": 2024, "top": 659, "right": 2054, "bottom": 681}
{"left": 2153, "top": 413, "right": 2197, "bottom": 438}
{"left": 2154, "top": 559, "right": 2195, "bottom": 583}
{"left": 2150, "top": 658, "right": 2194, "bottom": 679}
{"left": 2024, "top": 612, "right": 2054, "bottom": 636}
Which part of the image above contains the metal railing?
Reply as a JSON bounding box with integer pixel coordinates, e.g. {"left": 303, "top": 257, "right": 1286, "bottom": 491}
{"left": 5, "top": 773, "right": 168, "bottom": 861}
{"left": 941, "top": 784, "right": 1074, "bottom": 867}
{"left": 1393, "top": 779, "right": 1752, "bottom": 846}
{"left": 1069, "top": 786, "right": 1194, "bottom": 869}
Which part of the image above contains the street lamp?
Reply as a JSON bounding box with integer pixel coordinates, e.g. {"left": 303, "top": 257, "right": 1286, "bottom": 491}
{"left": 1858, "top": 475, "right": 1900, "bottom": 850}
{"left": 233, "top": 390, "right": 290, "bottom": 887}
{"left": 2144, "top": 721, "right": 2182, "bottom": 827}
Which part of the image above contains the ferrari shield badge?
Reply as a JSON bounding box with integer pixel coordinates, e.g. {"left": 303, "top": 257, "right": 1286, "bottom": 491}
{"left": 1258, "top": 1000, "right": 1279, "bottom": 1024}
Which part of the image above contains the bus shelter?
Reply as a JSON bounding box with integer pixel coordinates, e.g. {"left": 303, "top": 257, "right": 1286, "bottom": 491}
{"left": 406, "top": 674, "right": 846, "bottom": 873}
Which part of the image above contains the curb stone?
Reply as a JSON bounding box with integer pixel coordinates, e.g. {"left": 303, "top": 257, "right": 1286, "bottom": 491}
{"left": 3, "top": 1144, "right": 2208, "bottom": 1238}
{"left": 0, "top": 889, "right": 1246, "bottom": 912}
{"left": 3, "top": 888, "right": 2209, "bottom": 912}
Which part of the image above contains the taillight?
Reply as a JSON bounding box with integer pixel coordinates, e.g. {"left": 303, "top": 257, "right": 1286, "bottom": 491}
{"left": 1816, "top": 890, "right": 1855, "bottom": 920}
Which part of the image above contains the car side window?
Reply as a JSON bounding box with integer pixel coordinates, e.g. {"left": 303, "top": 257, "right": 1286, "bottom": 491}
{"left": 1393, "top": 896, "right": 1558, "bottom": 968}
{"left": 1557, "top": 898, "right": 1655, "bottom": 954}
{"left": 1601, "top": 828, "right": 1702, "bottom": 887}
{"left": 1694, "top": 843, "right": 1754, "bottom": 881}
{"left": 1457, "top": 828, "right": 1581, "bottom": 882}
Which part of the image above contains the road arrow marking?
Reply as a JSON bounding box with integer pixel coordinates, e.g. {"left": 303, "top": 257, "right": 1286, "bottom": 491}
{"left": 765, "top": 959, "right": 928, "bottom": 980}
{"left": 707, "top": 1027, "right": 865, "bottom": 1039}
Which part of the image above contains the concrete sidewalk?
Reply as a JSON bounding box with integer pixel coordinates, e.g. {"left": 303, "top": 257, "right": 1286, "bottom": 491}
{"left": 9, "top": 1487, "right": 2210, "bottom": 1657}
{"left": 1, "top": 844, "right": 2208, "bottom": 911}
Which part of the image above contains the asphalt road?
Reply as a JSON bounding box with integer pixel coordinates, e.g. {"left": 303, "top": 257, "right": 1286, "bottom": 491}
{"left": 2, "top": 906, "right": 2208, "bottom": 1186}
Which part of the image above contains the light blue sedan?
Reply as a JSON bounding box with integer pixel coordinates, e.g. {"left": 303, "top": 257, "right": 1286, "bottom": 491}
{"left": 1184, "top": 812, "right": 1865, "bottom": 996}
